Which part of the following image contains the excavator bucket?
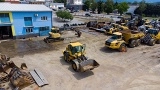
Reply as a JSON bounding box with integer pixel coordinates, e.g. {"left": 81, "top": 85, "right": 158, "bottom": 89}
{"left": 79, "top": 59, "right": 100, "bottom": 72}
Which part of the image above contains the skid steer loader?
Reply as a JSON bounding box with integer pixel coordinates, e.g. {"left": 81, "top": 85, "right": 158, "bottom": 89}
{"left": 63, "top": 42, "right": 99, "bottom": 72}
{"left": 44, "top": 28, "right": 64, "bottom": 43}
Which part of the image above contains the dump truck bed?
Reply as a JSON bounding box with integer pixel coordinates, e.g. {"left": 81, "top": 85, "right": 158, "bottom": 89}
{"left": 120, "top": 30, "right": 144, "bottom": 43}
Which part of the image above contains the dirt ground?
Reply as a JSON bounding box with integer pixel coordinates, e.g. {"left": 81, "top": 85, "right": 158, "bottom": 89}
{"left": 0, "top": 29, "right": 160, "bottom": 90}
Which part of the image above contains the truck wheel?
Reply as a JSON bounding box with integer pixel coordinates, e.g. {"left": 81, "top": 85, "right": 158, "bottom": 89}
{"left": 135, "top": 39, "right": 141, "bottom": 47}
{"left": 64, "top": 52, "right": 70, "bottom": 62}
{"left": 129, "top": 40, "right": 136, "bottom": 48}
{"left": 149, "top": 39, "right": 155, "bottom": 46}
{"left": 72, "top": 60, "right": 79, "bottom": 72}
{"left": 156, "top": 39, "right": 160, "bottom": 44}
{"left": 119, "top": 44, "right": 127, "bottom": 52}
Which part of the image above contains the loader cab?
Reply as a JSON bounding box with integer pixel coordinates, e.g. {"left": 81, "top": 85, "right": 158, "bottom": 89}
{"left": 67, "top": 42, "right": 86, "bottom": 56}
{"left": 147, "top": 29, "right": 159, "bottom": 36}
{"left": 51, "top": 28, "right": 59, "bottom": 33}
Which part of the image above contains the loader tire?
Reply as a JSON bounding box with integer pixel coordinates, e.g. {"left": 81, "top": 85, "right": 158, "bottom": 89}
{"left": 119, "top": 44, "right": 127, "bottom": 52}
{"left": 72, "top": 60, "right": 79, "bottom": 72}
{"left": 129, "top": 40, "right": 136, "bottom": 48}
{"left": 135, "top": 39, "right": 141, "bottom": 47}
{"left": 149, "top": 39, "right": 155, "bottom": 46}
{"left": 156, "top": 39, "right": 160, "bottom": 44}
{"left": 64, "top": 52, "right": 70, "bottom": 62}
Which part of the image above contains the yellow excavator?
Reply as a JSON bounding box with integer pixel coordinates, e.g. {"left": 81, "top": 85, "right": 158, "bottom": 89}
{"left": 63, "top": 42, "right": 99, "bottom": 72}
{"left": 44, "top": 28, "right": 64, "bottom": 43}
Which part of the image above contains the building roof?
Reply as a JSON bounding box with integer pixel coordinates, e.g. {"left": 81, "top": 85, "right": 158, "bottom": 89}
{"left": 0, "top": 3, "right": 52, "bottom": 12}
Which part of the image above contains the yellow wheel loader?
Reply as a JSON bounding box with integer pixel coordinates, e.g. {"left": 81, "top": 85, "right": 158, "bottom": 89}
{"left": 44, "top": 28, "right": 64, "bottom": 43}
{"left": 105, "top": 23, "right": 119, "bottom": 34}
{"left": 141, "top": 28, "right": 160, "bottom": 46}
{"left": 105, "top": 30, "right": 145, "bottom": 52}
{"left": 63, "top": 42, "right": 99, "bottom": 72}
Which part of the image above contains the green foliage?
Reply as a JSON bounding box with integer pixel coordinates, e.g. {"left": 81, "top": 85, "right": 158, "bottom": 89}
{"left": 90, "top": 0, "right": 97, "bottom": 13}
{"left": 97, "top": 1, "right": 103, "bottom": 14}
{"left": 114, "top": 2, "right": 118, "bottom": 9}
{"left": 138, "top": 0, "right": 146, "bottom": 15}
{"left": 104, "top": 0, "right": 114, "bottom": 14}
{"left": 143, "top": 4, "right": 160, "bottom": 17}
{"left": 0, "top": 0, "right": 4, "bottom": 2}
{"left": 56, "top": 10, "right": 73, "bottom": 21}
{"left": 117, "top": 2, "right": 129, "bottom": 15}
{"left": 132, "top": 1, "right": 138, "bottom": 5}
{"left": 83, "top": 0, "right": 90, "bottom": 11}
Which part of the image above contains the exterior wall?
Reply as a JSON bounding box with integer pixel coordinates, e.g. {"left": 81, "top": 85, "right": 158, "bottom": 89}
{"left": 73, "top": 0, "right": 82, "bottom": 5}
{"left": 0, "top": 12, "right": 16, "bottom": 36}
{"left": 12, "top": 11, "right": 52, "bottom": 39}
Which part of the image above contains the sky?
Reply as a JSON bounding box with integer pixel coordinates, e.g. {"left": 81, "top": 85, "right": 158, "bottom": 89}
{"left": 95, "top": 0, "right": 160, "bottom": 3}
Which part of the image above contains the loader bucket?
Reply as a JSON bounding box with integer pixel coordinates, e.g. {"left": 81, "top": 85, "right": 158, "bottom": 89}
{"left": 79, "top": 59, "right": 99, "bottom": 72}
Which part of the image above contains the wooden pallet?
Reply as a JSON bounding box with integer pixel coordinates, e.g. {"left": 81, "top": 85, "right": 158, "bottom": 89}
{"left": 30, "top": 69, "right": 49, "bottom": 87}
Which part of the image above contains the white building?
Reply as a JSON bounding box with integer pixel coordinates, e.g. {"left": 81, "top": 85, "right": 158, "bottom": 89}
{"left": 67, "top": 0, "right": 83, "bottom": 5}
{"left": 66, "top": 0, "right": 83, "bottom": 10}
{"left": 45, "top": 3, "right": 64, "bottom": 10}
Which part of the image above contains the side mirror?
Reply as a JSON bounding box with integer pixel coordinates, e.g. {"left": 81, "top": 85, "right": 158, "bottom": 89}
{"left": 82, "top": 44, "right": 86, "bottom": 51}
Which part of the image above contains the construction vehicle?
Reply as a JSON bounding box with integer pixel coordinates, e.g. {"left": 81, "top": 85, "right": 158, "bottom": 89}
{"left": 104, "top": 23, "right": 119, "bottom": 34}
{"left": 44, "top": 28, "right": 64, "bottom": 43}
{"left": 119, "top": 23, "right": 129, "bottom": 30}
{"left": 144, "top": 21, "right": 153, "bottom": 29}
{"left": 0, "top": 54, "right": 34, "bottom": 89}
{"left": 141, "top": 28, "right": 160, "bottom": 46}
{"left": 105, "top": 32, "right": 127, "bottom": 52}
{"left": 75, "top": 30, "right": 82, "bottom": 37}
{"left": 63, "top": 42, "right": 99, "bottom": 72}
{"left": 105, "top": 30, "right": 145, "bottom": 52}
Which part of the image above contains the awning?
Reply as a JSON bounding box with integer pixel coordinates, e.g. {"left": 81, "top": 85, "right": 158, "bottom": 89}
{"left": 0, "top": 23, "right": 12, "bottom": 26}
{"left": 23, "top": 26, "right": 34, "bottom": 28}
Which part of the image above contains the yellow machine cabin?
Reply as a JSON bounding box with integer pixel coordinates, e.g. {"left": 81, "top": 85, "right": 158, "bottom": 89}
{"left": 63, "top": 42, "right": 99, "bottom": 72}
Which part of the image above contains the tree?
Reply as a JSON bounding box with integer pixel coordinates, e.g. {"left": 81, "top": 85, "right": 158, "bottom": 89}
{"left": 114, "top": 2, "right": 118, "bottom": 9}
{"left": 56, "top": 10, "right": 73, "bottom": 21}
{"left": 138, "top": 0, "right": 146, "bottom": 15}
{"left": 0, "top": 0, "right": 4, "bottom": 2}
{"left": 83, "top": 0, "right": 91, "bottom": 11}
{"left": 104, "top": 0, "right": 114, "bottom": 14}
{"left": 97, "top": 0, "right": 103, "bottom": 14}
{"left": 90, "top": 0, "right": 97, "bottom": 13}
{"left": 117, "top": 2, "right": 129, "bottom": 15}
{"left": 132, "top": 1, "right": 138, "bottom": 5}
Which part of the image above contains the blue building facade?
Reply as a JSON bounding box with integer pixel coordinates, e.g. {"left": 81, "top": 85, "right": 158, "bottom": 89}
{"left": 12, "top": 12, "right": 52, "bottom": 38}
{"left": 0, "top": 3, "right": 52, "bottom": 39}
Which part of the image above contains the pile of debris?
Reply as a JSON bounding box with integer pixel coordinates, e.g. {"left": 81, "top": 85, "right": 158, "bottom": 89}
{"left": 0, "top": 54, "right": 34, "bottom": 90}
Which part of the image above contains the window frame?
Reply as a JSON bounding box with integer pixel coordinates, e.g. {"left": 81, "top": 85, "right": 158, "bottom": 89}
{"left": 41, "top": 16, "right": 47, "bottom": 21}
{"left": 26, "top": 28, "right": 33, "bottom": 33}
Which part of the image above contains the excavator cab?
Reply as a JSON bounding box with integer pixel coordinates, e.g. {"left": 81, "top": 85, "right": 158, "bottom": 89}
{"left": 63, "top": 42, "right": 99, "bottom": 72}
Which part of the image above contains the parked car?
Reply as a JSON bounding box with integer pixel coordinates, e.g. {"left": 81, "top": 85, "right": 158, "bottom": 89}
{"left": 85, "top": 13, "right": 91, "bottom": 17}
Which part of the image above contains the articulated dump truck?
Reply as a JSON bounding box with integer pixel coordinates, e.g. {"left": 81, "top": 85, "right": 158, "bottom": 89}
{"left": 105, "top": 30, "right": 144, "bottom": 52}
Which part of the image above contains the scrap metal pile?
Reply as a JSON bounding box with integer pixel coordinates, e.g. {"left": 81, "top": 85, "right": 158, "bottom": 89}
{"left": 0, "top": 54, "right": 34, "bottom": 90}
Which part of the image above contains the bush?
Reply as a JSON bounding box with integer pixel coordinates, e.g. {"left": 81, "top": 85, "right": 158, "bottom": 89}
{"left": 56, "top": 10, "right": 74, "bottom": 21}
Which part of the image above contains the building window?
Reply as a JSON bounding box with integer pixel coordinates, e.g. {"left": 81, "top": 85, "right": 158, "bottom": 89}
{"left": 0, "top": 13, "right": 9, "bottom": 17}
{"left": 39, "top": 26, "right": 49, "bottom": 31}
{"left": 41, "top": 16, "right": 47, "bottom": 20}
{"left": 0, "top": 13, "right": 10, "bottom": 23}
{"left": 26, "top": 28, "right": 33, "bottom": 33}
{"left": 24, "top": 17, "right": 32, "bottom": 26}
